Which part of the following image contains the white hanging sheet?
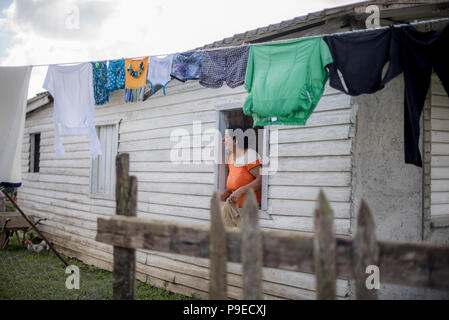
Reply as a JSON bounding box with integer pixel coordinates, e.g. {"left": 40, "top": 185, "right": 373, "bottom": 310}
{"left": 0, "top": 66, "right": 32, "bottom": 187}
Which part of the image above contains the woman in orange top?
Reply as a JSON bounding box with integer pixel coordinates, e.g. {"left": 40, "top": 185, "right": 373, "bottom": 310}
{"left": 220, "top": 126, "right": 262, "bottom": 208}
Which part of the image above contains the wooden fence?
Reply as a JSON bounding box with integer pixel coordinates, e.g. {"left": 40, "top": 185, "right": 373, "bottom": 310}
{"left": 96, "top": 154, "right": 449, "bottom": 299}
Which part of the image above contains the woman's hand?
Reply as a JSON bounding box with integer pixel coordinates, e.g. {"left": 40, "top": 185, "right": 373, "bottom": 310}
{"left": 229, "top": 187, "right": 245, "bottom": 203}
{"left": 220, "top": 189, "right": 232, "bottom": 201}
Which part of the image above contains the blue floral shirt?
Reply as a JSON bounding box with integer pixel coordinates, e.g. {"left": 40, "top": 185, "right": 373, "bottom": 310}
{"left": 91, "top": 61, "right": 109, "bottom": 105}
{"left": 107, "top": 59, "right": 126, "bottom": 92}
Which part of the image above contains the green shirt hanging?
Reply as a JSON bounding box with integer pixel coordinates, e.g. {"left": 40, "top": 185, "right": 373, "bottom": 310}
{"left": 243, "top": 37, "right": 333, "bottom": 126}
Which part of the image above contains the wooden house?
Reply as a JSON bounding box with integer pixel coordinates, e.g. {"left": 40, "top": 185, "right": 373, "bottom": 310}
{"left": 20, "top": 0, "right": 449, "bottom": 299}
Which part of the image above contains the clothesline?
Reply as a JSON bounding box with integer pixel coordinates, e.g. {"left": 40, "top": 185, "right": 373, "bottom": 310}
{"left": 1, "top": 13, "right": 447, "bottom": 189}
{"left": 16, "top": 16, "right": 449, "bottom": 68}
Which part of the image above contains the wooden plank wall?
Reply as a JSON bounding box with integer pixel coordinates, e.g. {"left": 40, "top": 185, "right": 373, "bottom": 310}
{"left": 431, "top": 75, "right": 449, "bottom": 217}
{"left": 19, "top": 79, "right": 353, "bottom": 299}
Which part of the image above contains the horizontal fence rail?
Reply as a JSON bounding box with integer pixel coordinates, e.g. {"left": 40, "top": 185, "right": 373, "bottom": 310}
{"left": 96, "top": 194, "right": 449, "bottom": 294}
{"left": 96, "top": 154, "right": 449, "bottom": 299}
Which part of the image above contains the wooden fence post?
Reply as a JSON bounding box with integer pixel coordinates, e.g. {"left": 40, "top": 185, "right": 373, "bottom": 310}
{"left": 241, "top": 189, "right": 263, "bottom": 299}
{"left": 314, "top": 190, "right": 336, "bottom": 300}
{"left": 354, "top": 200, "right": 379, "bottom": 300}
{"left": 113, "top": 153, "right": 137, "bottom": 300}
{"left": 209, "top": 192, "right": 228, "bottom": 299}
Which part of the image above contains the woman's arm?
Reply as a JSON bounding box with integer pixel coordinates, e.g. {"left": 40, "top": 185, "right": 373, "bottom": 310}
{"left": 220, "top": 189, "right": 232, "bottom": 201}
{"left": 229, "top": 166, "right": 262, "bottom": 202}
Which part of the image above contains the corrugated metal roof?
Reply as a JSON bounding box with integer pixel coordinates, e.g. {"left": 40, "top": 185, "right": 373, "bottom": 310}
{"left": 199, "top": 0, "right": 449, "bottom": 48}
{"left": 198, "top": 0, "right": 367, "bottom": 48}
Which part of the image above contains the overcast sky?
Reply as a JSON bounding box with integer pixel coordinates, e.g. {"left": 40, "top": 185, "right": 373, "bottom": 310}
{"left": 0, "top": 0, "right": 361, "bottom": 98}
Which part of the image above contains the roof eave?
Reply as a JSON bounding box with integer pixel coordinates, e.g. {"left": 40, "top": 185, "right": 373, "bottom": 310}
{"left": 26, "top": 92, "right": 52, "bottom": 114}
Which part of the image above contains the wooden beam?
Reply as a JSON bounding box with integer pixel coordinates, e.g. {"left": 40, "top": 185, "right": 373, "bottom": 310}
{"left": 96, "top": 215, "right": 449, "bottom": 291}
{"left": 241, "top": 190, "right": 263, "bottom": 299}
{"left": 314, "top": 190, "right": 336, "bottom": 300}
{"left": 112, "top": 154, "right": 136, "bottom": 300}
{"left": 208, "top": 192, "right": 228, "bottom": 299}
{"left": 353, "top": 200, "right": 378, "bottom": 300}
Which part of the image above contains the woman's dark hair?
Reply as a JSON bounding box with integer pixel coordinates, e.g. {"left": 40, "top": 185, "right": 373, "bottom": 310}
{"left": 226, "top": 125, "right": 255, "bottom": 150}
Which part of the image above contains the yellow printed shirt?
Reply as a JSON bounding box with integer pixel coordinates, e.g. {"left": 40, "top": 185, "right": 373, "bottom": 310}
{"left": 125, "top": 57, "right": 148, "bottom": 89}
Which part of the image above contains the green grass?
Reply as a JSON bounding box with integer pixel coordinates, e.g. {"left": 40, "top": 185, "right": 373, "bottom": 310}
{"left": 4, "top": 200, "right": 14, "bottom": 212}
{"left": 0, "top": 236, "right": 200, "bottom": 300}
{"left": 1, "top": 188, "right": 16, "bottom": 212}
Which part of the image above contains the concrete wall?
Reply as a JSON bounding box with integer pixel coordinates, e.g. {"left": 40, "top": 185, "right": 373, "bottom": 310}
{"left": 352, "top": 76, "right": 423, "bottom": 243}
{"left": 351, "top": 75, "right": 449, "bottom": 299}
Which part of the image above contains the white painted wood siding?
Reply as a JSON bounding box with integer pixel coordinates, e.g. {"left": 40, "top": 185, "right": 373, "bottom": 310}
{"left": 431, "top": 76, "right": 449, "bottom": 217}
{"left": 20, "top": 79, "right": 352, "bottom": 299}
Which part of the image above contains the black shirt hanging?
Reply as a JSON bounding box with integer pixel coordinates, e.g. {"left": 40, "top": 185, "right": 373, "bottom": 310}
{"left": 323, "top": 27, "right": 402, "bottom": 96}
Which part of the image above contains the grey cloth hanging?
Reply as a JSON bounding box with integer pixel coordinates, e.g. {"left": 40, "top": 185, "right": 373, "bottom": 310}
{"left": 199, "top": 46, "right": 249, "bottom": 89}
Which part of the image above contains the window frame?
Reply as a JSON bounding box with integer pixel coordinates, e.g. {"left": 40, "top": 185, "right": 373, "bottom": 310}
{"left": 214, "top": 103, "right": 271, "bottom": 220}
{"left": 427, "top": 78, "right": 449, "bottom": 229}
{"left": 89, "top": 119, "right": 121, "bottom": 200}
{"left": 29, "top": 132, "right": 41, "bottom": 173}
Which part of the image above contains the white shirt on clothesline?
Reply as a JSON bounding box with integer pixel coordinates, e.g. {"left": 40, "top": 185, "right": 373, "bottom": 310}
{"left": 43, "top": 63, "right": 101, "bottom": 159}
